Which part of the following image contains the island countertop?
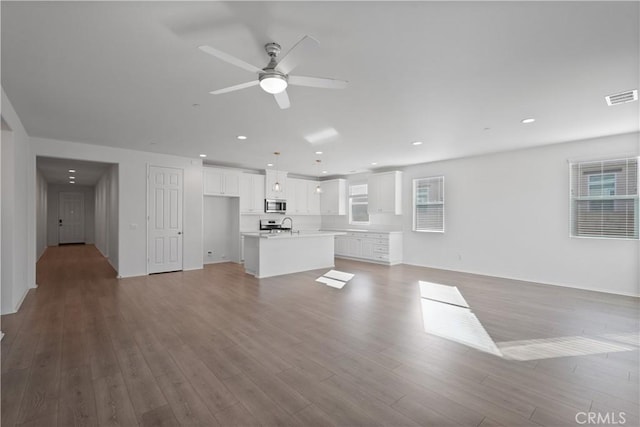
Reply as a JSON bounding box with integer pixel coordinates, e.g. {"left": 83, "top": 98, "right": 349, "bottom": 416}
{"left": 242, "top": 230, "right": 346, "bottom": 239}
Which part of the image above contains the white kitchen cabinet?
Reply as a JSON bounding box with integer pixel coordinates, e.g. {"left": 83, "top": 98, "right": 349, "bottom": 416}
{"left": 265, "top": 169, "right": 287, "bottom": 200}
{"left": 334, "top": 231, "right": 402, "bottom": 265}
{"left": 240, "top": 173, "right": 265, "bottom": 214}
{"left": 368, "top": 171, "right": 402, "bottom": 214}
{"left": 320, "top": 179, "right": 346, "bottom": 215}
{"left": 286, "top": 178, "right": 321, "bottom": 215}
{"left": 203, "top": 167, "right": 240, "bottom": 197}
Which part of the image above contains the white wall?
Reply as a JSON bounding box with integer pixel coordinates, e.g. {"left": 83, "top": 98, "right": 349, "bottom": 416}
{"left": 1, "top": 88, "right": 34, "bottom": 314}
{"left": 35, "top": 169, "right": 48, "bottom": 259}
{"left": 31, "top": 137, "right": 203, "bottom": 278}
{"left": 47, "top": 184, "right": 95, "bottom": 246}
{"left": 94, "top": 164, "right": 119, "bottom": 272}
{"left": 203, "top": 196, "right": 240, "bottom": 263}
{"left": 95, "top": 165, "right": 110, "bottom": 257}
{"left": 108, "top": 165, "right": 119, "bottom": 272}
{"left": 402, "top": 132, "right": 640, "bottom": 297}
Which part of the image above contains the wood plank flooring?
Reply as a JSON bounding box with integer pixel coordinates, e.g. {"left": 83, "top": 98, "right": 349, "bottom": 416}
{"left": 1, "top": 244, "right": 638, "bottom": 426}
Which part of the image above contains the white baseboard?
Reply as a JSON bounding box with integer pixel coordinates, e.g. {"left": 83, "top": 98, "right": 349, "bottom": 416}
{"left": 13, "top": 286, "right": 30, "bottom": 313}
{"left": 402, "top": 262, "right": 640, "bottom": 298}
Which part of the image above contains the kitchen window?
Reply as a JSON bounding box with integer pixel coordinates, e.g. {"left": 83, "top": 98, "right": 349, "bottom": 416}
{"left": 413, "top": 176, "right": 444, "bottom": 232}
{"left": 570, "top": 157, "right": 638, "bottom": 239}
{"left": 349, "top": 183, "right": 369, "bottom": 224}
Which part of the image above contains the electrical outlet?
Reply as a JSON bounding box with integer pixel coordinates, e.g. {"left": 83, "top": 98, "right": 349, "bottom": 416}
{"left": 207, "top": 250, "right": 213, "bottom": 256}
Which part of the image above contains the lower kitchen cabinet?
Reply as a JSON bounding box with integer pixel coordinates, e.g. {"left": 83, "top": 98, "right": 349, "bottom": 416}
{"left": 334, "top": 231, "right": 402, "bottom": 265}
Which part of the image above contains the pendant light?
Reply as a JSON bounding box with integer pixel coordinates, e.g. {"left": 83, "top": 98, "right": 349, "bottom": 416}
{"left": 272, "top": 152, "right": 281, "bottom": 192}
{"left": 314, "top": 159, "right": 322, "bottom": 194}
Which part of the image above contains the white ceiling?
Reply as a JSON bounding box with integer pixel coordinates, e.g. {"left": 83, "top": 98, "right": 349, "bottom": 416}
{"left": 2, "top": 1, "right": 639, "bottom": 178}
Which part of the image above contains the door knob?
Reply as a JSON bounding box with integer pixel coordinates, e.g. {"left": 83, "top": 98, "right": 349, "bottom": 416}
{"left": 178, "top": 231, "right": 182, "bottom": 235}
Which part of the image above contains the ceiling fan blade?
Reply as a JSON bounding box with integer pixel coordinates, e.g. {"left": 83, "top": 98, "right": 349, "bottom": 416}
{"left": 198, "top": 45, "right": 263, "bottom": 74}
{"left": 288, "top": 75, "right": 348, "bottom": 90}
{"left": 274, "top": 90, "right": 291, "bottom": 109}
{"left": 209, "top": 80, "right": 259, "bottom": 95}
{"left": 275, "top": 35, "right": 319, "bottom": 75}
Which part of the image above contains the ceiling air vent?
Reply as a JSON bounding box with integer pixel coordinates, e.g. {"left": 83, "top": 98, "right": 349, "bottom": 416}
{"left": 605, "top": 89, "right": 638, "bottom": 106}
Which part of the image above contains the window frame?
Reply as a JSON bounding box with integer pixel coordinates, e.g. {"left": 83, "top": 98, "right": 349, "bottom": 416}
{"left": 413, "top": 176, "right": 445, "bottom": 233}
{"left": 569, "top": 157, "right": 639, "bottom": 240}
{"left": 348, "top": 183, "right": 370, "bottom": 225}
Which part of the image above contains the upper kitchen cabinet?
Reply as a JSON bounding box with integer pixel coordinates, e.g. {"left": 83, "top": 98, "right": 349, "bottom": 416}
{"left": 368, "top": 171, "right": 402, "bottom": 214}
{"left": 265, "top": 169, "right": 287, "bottom": 200}
{"left": 203, "top": 167, "right": 240, "bottom": 197}
{"left": 320, "top": 179, "right": 346, "bottom": 215}
{"left": 287, "top": 178, "right": 321, "bottom": 215}
{"left": 240, "top": 173, "right": 265, "bottom": 214}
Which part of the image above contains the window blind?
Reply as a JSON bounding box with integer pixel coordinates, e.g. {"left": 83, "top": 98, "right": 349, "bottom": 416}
{"left": 570, "top": 157, "right": 638, "bottom": 239}
{"left": 413, "top": 176, "right": 444, "bottom": 232}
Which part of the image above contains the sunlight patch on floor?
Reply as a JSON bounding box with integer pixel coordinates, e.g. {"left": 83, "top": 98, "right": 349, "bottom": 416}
{"left": 420, "top": 298, "right": 502, "bottom": 356}
{"left": 419, "top": 280, "right": 469, "bottom": 307}
{"left": 316, "top": 270, "right": 355, "bottom": 289}
{"left": 497, "top": 335, "right": 637, "bottom": 361}
{"left": 418, "top": 281, "right": 639, "bottom": 361}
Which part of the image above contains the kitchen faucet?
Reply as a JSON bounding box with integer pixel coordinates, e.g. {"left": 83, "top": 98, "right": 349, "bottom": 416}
{"left": 281, "top": 217, "right": 293, "bottom": 234}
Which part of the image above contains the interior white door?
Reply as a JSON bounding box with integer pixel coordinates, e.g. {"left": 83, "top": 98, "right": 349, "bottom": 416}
{"left": 58, "top": 192, "right": 85, "bottom": 244}
{"left": 148, "top": 166, "right": 183, "bottom": 274}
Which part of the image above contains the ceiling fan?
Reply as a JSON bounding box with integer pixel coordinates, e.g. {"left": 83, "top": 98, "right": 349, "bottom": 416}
{"left": 198, "top": 35, "right": 348, "bottom": 109}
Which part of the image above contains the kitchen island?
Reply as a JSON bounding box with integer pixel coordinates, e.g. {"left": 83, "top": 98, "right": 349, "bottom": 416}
{"left": 242, "top": 230, "right": 346, "bottom": 278}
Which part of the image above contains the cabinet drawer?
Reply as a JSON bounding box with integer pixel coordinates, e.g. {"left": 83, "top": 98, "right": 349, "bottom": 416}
{"left": 363, "top": 233, "right": 385, "bottom": 239}
{"left": 373, "top": 245, "right": 388, "bottom": 254}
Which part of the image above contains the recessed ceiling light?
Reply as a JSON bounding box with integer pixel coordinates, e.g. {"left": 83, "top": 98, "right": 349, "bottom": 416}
{"left": 69, "top": 181, "right": 75, "bottom": 184}
{"left": 371, "top": 162, "right": 378, "bottom": 165}
{"left": 267, "top": 163, "right": 274, "bottom": 167}
{"left": 68, "top": 169, "right": 76, "bottom": 173}
{"left": 315, "top": 151, "right": 323, "bottom": 155}
{"left": 69, "top": 176, "right": 76, "bottom": 179}
{"left": 412, "top": 141, "right": 423, "bottom": 146}
{"left": 322, "top": 170, "right": 328, "bottom": 174}
{"left": 199, "top": 154, "right": 207, "bottom": 158}
{"left": 237, "top": 135, "right": 247, "bottom": 140}
{"left": 521, "top": 118, "right": 536, "bottom": 124}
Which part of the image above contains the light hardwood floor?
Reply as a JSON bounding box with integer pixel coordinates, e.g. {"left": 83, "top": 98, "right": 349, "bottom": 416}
{"left": 1, "top": 245, "right": 638, "bottom": 426}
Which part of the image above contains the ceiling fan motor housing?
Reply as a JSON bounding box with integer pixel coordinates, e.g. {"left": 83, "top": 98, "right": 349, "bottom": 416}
{"left": 265, "top": 42, "right": 281, "bottom": 57}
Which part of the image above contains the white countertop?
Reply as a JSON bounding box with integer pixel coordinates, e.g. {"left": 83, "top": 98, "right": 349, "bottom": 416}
{"left": 321, "top": 229, "right": 403, "bottom": 234}
{"left": 242, "top": 230, "right": 346, "bottom": 239}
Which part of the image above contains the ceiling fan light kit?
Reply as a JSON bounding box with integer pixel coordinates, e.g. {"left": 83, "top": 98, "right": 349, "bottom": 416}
{"left": 199, "top": 35, "right": 348, "bottom": 109}
{"left": 259, "top": 73, "right": 288, "bottom": 94}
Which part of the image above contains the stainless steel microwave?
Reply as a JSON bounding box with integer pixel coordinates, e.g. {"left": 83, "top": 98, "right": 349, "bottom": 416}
{"left": 265, "top": 199, "right": 287, "bottom": 213}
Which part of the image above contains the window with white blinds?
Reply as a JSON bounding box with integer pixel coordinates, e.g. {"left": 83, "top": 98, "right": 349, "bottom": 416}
{"left": 413, "top": 176, "right": 444, "bottom": 232}
{"left": 349, "top": 183, "right": 369, "bottom": 224}
{"left": 569, "top": 157, "right": 639, "bottom": 239}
